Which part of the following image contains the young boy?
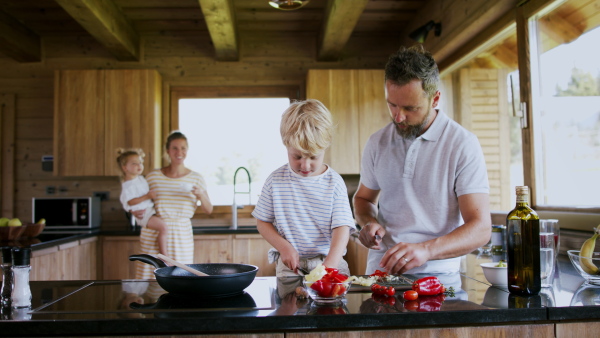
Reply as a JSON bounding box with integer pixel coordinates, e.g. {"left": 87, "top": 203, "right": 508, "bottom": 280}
{"left": 252, "top": 99, "right": 356, "bottom": 277}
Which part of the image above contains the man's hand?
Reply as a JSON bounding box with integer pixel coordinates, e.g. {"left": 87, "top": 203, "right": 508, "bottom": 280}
{"left": 358, "top": 222, "right": 385, "bottom": 250}
{"left": 379, "top": 242, "right": 431, "bottom": 275}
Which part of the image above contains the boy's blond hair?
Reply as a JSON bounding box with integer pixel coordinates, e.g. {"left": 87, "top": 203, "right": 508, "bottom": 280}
{"left": 280, "top": 99, "right": 333, "bottom": 156}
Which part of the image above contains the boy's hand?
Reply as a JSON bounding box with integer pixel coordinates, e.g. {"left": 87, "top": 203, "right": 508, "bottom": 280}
{"left": 148, "top": 190, "right": 157, "bottom": 200}
{"left": 279, "top": 246, "right": 300, "bottom": 272}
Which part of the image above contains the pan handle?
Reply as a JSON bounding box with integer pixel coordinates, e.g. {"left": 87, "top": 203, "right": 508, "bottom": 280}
{"left": 129, "top": 254, "right": 168, "bottom": 268}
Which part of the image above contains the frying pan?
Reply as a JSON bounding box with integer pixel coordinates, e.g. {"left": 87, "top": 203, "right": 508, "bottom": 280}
{"left": 129, "top": 254, "right": 259, "bottom": 298}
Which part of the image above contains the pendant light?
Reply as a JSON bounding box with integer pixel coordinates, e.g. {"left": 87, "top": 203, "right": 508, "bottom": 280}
{"left": 269, "top": 0, "right": 310, "bottom": 11}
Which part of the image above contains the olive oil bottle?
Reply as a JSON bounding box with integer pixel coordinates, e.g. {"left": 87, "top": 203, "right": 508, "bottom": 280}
{"left": 506, "top": 186, "right": 541, "bottom": 296}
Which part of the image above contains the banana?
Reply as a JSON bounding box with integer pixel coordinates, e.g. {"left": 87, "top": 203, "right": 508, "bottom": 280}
{"left": 579, "top": 224, "right": 600, "bottom": 275}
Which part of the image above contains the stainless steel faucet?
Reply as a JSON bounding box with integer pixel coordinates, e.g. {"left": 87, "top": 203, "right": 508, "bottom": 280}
{"left": 231, "top": 167, "right": 251, "bottom": 230}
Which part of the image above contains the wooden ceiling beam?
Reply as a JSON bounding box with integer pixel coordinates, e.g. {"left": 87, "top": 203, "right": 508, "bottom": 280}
{"left": 0, "top": 9, "right": 41, "bottom": 62}
{"left": 538, "top": 12, "right": 583, "bottom": 53}
{"left": 318, "top": 0, "right": 370, "bottom": 61}
{"left": 54, "top": 0, "right": 141, "bottom": 61}
{"left": 490, "top": 45, "right": 518, "bottom": 70}
{"left": 198, "top": 0, "right": 238, "bottom": 61}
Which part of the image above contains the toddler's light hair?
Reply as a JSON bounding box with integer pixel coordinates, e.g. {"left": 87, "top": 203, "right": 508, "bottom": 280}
{"left": 280, "top": 99, "right": 333, "bottom": 156}
{"left": 116, "top": 148, "right": 145, "bottom": 180}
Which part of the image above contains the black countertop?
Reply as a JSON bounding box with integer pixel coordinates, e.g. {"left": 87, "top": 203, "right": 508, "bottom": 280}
{"left": 1, "top": 252, "right": 599, "bottom": 337}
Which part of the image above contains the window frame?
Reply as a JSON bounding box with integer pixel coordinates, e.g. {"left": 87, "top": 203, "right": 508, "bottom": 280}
{"left": 517, "top": 0, "right": 600, "bottom": 213}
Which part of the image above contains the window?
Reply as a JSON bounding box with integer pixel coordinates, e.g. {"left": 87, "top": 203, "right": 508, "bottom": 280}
{"left": 442, "top": 0, "right": 600, "bottom": 212}
{"left": 528, "top": 7, "right": 600, "bottom": 208}
{"left": 179, "top": 98, "right": 289, "bottom": 206}
{"left": 170, "top": 85, "right": 300, "bottom": 207}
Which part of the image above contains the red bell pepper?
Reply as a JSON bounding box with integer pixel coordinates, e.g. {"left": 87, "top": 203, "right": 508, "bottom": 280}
{"left": 310, "top": 266, "right": 349, "bottom": 297}
{"left": 412, "top": 276, "right": 445, "bottom": 296}
{"left": 369, "top": 269, "right": 388, "bottom": 278}
{"left": 416, "top": 294, "right": 446, "bottom": 312}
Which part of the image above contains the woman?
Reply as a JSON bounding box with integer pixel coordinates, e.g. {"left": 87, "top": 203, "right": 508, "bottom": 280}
{"left": 134, "top": 131, "right": 213, "bottom": 280}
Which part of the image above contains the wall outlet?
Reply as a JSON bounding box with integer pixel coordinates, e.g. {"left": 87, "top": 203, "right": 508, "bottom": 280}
{"left": 93, "top": 191, "right": 110, "bottom": 201}
{"left": 45, "top": 186, "right": 56, "bottom": 195}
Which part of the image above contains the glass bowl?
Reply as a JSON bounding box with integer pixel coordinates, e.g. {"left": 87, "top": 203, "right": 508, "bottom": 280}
{"left": 303, "top": 279, "right": 351, "bottom": 304}
{"left": 567, "top": 250, "right": 600, "bottom": 286}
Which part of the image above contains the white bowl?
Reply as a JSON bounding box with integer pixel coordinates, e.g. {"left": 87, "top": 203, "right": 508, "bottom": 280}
{"left": 480, "top": 262, "right": 508, "bottom": 285}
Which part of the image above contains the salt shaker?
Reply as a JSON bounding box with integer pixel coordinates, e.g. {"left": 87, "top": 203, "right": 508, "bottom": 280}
{"left": 11, "top": 247, "right": 32, "bottom": 309}
{"left": 1, "top": 246, "right": 13, "bottom": 307}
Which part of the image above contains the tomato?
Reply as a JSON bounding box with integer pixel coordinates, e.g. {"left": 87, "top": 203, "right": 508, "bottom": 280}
{"left": 412, "top": 276, "right": 445, "bottom": 296}
{"left": 403, "top": 290, "right": 418, "bottom": 301}
{"left": 403, "top": 300, "right": 419, "bottom": 311}
{"left": 386, "top": 286, "right": 396, "bottom": 296}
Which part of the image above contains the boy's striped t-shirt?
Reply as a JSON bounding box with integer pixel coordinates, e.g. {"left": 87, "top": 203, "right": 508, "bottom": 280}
{"left": 252, "top": 163, "right": 356, "bottom": 257}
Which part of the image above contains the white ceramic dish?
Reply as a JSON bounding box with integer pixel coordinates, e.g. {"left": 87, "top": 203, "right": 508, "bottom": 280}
{"left": 480, "top": 262, "right": 508, "bottom": 286}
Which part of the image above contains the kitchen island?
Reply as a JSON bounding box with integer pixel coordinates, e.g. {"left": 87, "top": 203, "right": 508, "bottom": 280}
{"left": 1, "top": 252, "right": 599, "bottom": 337}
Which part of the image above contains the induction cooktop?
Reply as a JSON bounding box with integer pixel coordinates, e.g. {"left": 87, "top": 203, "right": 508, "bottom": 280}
{"left": 30, "top": 278, "right": 276, "bottom": 319}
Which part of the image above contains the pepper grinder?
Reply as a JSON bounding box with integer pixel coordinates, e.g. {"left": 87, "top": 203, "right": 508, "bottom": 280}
{"left": 1, "top": 246, "right": 13, "bottom": 307}
{"left": 11, "top": 247, "right": 32, "bottom": 309}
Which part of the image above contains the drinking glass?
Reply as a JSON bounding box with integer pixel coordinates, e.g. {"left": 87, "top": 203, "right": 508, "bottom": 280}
{"left": 478, "top": 237, "right": 492, "bottom": 255}
{"left": 539, "top": 225, "right": 555, "bottom": 287}
{"left": 540, "top": 219, "right": 560, "bottom": 260}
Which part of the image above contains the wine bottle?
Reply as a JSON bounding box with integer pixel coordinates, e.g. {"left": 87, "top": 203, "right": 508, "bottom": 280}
{"left": 506, "top": 186, "right": 541, "bottom": 296}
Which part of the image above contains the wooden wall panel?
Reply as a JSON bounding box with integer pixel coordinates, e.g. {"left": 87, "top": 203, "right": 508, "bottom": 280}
{"left": 1, "top": 93, "right": 16, "bottom": 217}
{"left": 455, "top": 68, "right": 511, "bottom": 211}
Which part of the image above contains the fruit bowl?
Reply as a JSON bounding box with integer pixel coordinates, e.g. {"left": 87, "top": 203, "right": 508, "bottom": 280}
{"left": 21, "top": 222, "right": 45, "bottom": 238}
{"left": 0, "top": 226, "right": 26, "bottom": 241}
{"left": 304, "top": 279, "right": 351, "bottom": 304}
{"left": 480, "top": 262, "right": 508, "bottom": 285}
{"left": 567, "top": 250, "right": 600, "bottom": 286}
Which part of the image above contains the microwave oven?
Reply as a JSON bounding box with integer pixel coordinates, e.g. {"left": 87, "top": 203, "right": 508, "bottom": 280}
{"left": 32, "top": 197, "right": 101, "bottom": 231}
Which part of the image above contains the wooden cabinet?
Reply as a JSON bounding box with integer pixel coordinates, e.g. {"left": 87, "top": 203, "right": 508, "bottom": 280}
{"left": 306, "top": 69, "right": 389, "bottom": 174}
{"left": 232, "top": 234, "right": 275, "bottom": 277}
{"left": 344, "top": 235, "right": 369, "bottom": 275}
{"left": 101, "top": 236, "right": 140, "bottom": 280}
{"left": 30, "top": 237, "right": 99, "bottom": 281}
{"left": 54, "top": 69, "right": 162, "bottom": 176}
{"left": 193, "top": 234, "right": 232, "bottom": 263}
{"left": 100, "top": 233, "right": 275, "bottom": 280}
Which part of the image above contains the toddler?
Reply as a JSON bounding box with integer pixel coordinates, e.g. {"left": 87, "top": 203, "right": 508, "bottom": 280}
{"left": 117, "top": 148, "right": 168, "bottom": 255}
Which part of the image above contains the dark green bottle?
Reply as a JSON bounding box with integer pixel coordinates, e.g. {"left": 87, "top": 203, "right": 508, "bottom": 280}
{"left": 506, "top": 186, "right": 541, "bottom": 296}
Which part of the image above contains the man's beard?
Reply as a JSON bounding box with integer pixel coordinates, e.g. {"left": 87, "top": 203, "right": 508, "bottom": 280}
{"left": 394, "top": 109, "right": 431, "bottom": 140}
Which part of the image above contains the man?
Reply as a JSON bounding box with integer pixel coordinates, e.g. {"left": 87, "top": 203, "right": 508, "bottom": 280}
{"left": 354, "top": 45, "right": 491, "bottom": 275}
